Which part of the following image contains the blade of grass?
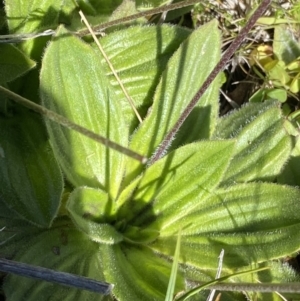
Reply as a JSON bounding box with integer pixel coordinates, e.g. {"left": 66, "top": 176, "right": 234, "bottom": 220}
{"left": 79, "top": 10, "right": 143, "bottom": 124}
{"left": 165, "top": 229, "right": 181, "bottom": 301}
{"left": 0, "top": 85, "right": 146, "bottom": 163}
{"left": 206, "top": 249, "right": 224, "bottom": 301}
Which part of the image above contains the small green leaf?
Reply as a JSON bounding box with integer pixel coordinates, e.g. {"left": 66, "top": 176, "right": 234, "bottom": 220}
{"left": 0, "top": 108, "right": 62, "bottom": 227}
{"left": 264, "top": 60, "right": 290, "bottom": 85}
{"left": 287, "top": 58, "right": 300, "bottom": 71}
{"left": 250, "top": 88, "right": 287, "bottom": 103}
{"left": 67, "top": 187, "right": 112, "bottom": 221}
{"left": 67, "top": 187, "right": 123, "bottom": 244}
{"left": 213, "top": 100, "right": 292, "bottom": 185}
{"left": 3, "top": 217, "right": 106, "bottom": 301}
{"left": 40, "top": 26, "right": 126, "bottom": 198}
{"left": 266, "top": 88, "right": 287, "bottom": 102}
{"left": 290, "top": 73, "right": 300, "bottom": 93}
{"left": 124, "top": 20, "right": 221, "bottom": 182}
{"left": 123, "top": 225, "right": 159, "bottom": 244}
{"left": 249, "top": 88, "right": 265, "bottom": 102}
{"left": 0, "top": 44, "right": 36, "bottom": 84}
{"left": 99, "top": 243, "right": 185, "bottom": 301}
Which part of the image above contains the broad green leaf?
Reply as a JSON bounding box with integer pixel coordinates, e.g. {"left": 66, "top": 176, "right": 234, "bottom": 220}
{"left": 3, "top": 217, "right": 106, "bottom": 301}
{"left": 273, "top": 24, "right": 300, "bottom": 64}
{"left": 97, "top": 25, "right": 191, "bottom": 130}
{"left": 99, "top": 243, "right": 184, "bottom": 301}
{"left": 117, "top": 140, "right": 235, "bottom": 234}
{"left": 67, "top": 187, "right": 123, "bottom": 244}
{"left": 124, "top": 20, "right": 221, "bottom": 182}
{"left": 212, "top": 100, "right": 292, "bottom": 185}
{"left": 0, "top": 108, "right": 62, "bottom": 227}
{"left": 4, "top": 0, "right": 75, "bottom": 59}
{"left": 40, "top": 26, "right": 126, "bottom": 198}
{"left": 0, "top": 44, "right": 36, "bottom": 84}
{"left": 151, "top": 183, "right": 300, "bottom": 271}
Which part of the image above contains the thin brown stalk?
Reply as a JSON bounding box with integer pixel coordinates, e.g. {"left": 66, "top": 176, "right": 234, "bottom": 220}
{"left": 148, "top": 0, "right": 272, "bottom": 165}
{"left": 77, "top": 0, "right": 202, "bottom": 36}
{"left": 0, "top": 86, "right": 147, "bottom": 163}
{"left": 188, "top": 282, "right": 300, "bottom": 293}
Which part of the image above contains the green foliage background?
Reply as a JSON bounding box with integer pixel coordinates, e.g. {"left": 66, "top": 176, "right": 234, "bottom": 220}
{"left": 1, "top": 1, "right": 300, "bottom": 301}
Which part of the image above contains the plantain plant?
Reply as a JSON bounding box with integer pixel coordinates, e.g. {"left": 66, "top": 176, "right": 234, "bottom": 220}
{"left": 1, "top": 1, "right": 300, "bottom": 301}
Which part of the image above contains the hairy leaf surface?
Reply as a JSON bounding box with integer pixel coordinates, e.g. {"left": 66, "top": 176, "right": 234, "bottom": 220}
{"left": 118, "top": 140, "right": 235, "bottom": 232}
{"left": 67, "top": 187, "right": 123, "bottom": 244}
{"left": 3, "top": 218, "right": 105, "bottom": 301}
{"left": 4, "top": 0, "right": 75, "bottom": 58}
{"left": 99, "top": 243, "right": 184, "bottom": 301}
{"left": 97, "top": 25, "right": 190, "bottom": 129}
{"left": 124, "top": 20, "right": 221, "bottom": 182}
{"left": 0, "top": 109, "right": 62, "bottom": 227}
{"left": 213, "top": 100, "right": 292, "bottom": 185}
{"left": 40, "top": 26, "right": 126, "bottom": 198}
{"left": 151, "top": 183, "right": 300, "bottom": 270}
